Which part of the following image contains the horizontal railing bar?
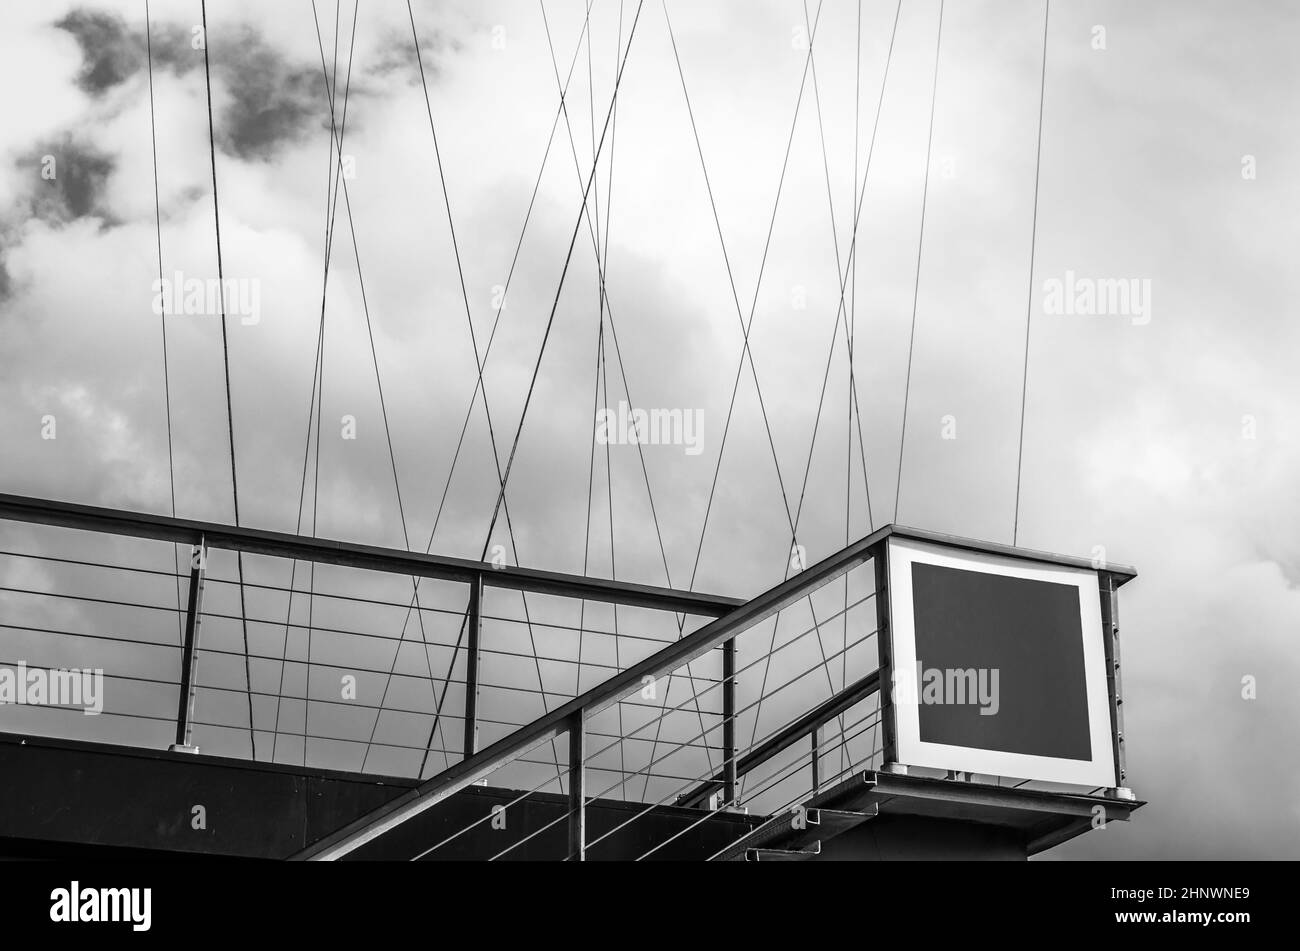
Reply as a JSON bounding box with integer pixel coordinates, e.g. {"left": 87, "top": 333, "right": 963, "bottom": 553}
{"left": 0, "top": 493, "right": 745, "bottom": 616}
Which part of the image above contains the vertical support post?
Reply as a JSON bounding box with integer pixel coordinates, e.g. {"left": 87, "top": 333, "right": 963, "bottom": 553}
{"left": 464, "top": 572, "right": 483, "bottom": 758}
{"left": 873, "top": 542, "right": 900, "bottom": 772}
{"left": 1099, "top": 572, "right": 1129, "bottom": 795}
{"left": 722, "top": 636, "right": 737, "bottom": 807}
{"left": 811, "top": 724, "right": 823, "bottom": 794}
{"left": 172, "top": 537, "right": 206, "bottom": 752}
{"left": 568, "top": 709, "right": 586, "bottom": 861}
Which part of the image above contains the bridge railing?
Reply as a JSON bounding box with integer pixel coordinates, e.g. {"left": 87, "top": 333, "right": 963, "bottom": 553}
{"left": 0, "top": 493, "right": 747, "bottom": 791}
{"left": 296, "top": 524, "right": 895, "bottom": 860}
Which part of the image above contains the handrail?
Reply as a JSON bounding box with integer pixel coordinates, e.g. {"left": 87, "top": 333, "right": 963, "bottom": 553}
{"left": 0, "top": 492, "right": 745, "bottom": 616}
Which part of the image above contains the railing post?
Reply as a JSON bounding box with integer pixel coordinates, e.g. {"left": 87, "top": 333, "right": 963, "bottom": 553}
{"left": 722, "top": 637, "right": 737, "bottom": 807}
{"left": 568, "top": 709, "right": 586, "bottom": 861}
{"left": 464, "top": 572, "right": 483, "bottom": 758}
{"left": 171, "top": 536, "right": 206, "bottom": 752}
{"left": 811, "top": 724, "right": 823, "bottom": 794}
{"left": 1099, "top": 572, "right": 1131, "bottom": 796}
{"left": 873, "top": 543, "right": 900, "bottom": 771}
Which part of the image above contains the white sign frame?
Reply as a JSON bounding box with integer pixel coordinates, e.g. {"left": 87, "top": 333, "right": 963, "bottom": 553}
{"left": 885, "top": 536, "right": 1117, "bottom": 789}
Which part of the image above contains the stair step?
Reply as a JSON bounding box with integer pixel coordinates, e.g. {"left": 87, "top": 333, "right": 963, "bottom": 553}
{"left": 710, "top": 805, "right": 877, "bottom": 861}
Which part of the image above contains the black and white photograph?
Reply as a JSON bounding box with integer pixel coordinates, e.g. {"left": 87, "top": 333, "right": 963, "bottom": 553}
{"left": 0, "top": 0, "right": 1288, "bottom": 934}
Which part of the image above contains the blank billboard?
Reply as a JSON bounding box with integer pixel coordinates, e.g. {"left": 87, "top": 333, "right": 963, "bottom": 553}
{"left": 886, "top": 538, "right": 1116, "bottom": 789}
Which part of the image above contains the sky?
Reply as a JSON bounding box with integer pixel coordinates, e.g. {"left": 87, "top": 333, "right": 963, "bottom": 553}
{"left": 0, "top": 0, "right": 1297, "bottom": 859}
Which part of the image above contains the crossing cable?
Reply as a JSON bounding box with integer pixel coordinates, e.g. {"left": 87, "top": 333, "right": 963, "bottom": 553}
{"left": 1012, "top": 0, "right": 1051, "bottom": 547}
{"left": 591, "top": 0, "right": 629, "bottom": 795}
{"left": 844, "top": 0, "right": 864, "bottom": 781}
{"left": 144, "top": 0, "right": 184, "bottom": 648}
{"left": 764, "top": 0, "right": 901, "bottom": 784}
{"left": 300, "top": 3, "right": 448, "bottom": 775}
{"left": 405, "top": 6, "right": 600, "bottom": 780}
{"left": 300, "top": 1, "right": 445, "bottom": 773}
{"left": 662, "top": 0, "right": 901, "bottom": 796}
{"left": 476, "top": 0, "right": 645, "bottom": 570}
{"left": 404, "top": 0, "right": 579, "bottom": 785}
{"left": 412, "top": 0, "right": 648, "bottom": 781}
{"left": 273, "top": 0, "right": 356, "bottom": 764}
{"left": 540, "top": 1, "right": 719, "bottom": 781}
{"left": 302, "top": 0, "right": 347, "bottom": 768}
{"left": 544, "top": 0, "right": 685, "bottom": 792}
{"left": 892, "top": 0, "right": 945, "bottom": 524}
{"left": 655, "top": 0, "right": 837, "bottom": 798}
{"left": 199, "top": 0, "right": 256, "bottom": 758}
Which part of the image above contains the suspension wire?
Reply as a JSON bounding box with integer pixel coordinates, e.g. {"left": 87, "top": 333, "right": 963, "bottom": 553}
{"left": 144, "top": 0, "right": 183, "bottom": 647}
{"left": 589, "top": 1, "right": 629, "bottom": 799}
{"left": 573, "top": 0, "right": 624, "bottom": 711}
{"left": 302, "top": 3, "right": 447, "bottom": 776}
{"left": 733, "top": 0, "right": 904, "bottom": 795}
{"left": 577, "top": 314, "right": 604, "bottom": 699}
{"left": 477, "top": 0, "right": 645, "bottom": 578}
{"left": 273, "top": 0, "right": 348, "bottom": 763}
{"left": 892, "top": 0, "right": 945, "bottom": 525}
{"left": 404, "top": 0, "right": 569, "bottom": 785}
{"left": 844, "top": 0, "right": 863, "bottom": 783}
{"left": 540, "top": 0, "right": 722, "bottom": 784}
{"left": 411, "top": 5, "right": 599, "bottom": 780}
{"left": 541, "top": 1, "right": 718, "bottom": 784}
{"left": 1013, "top": 0, "right": 1051, "bottom": 547}
{"left": 743, "top": 0, "right": 877, "bottom": 793}
{"left": 274, "top": 0, "right": 354, "bottom": 765}
{"left": 413, "top": 0, "right": 647, "bottom": 780}
{"left": 653, "top": 0, "right": 828, "bottom": 796}
{"left": 287, "top": 0, "right": 374, "bottom": 765}
{"left": 199, "top": 0, "right": 256, "bottom": 759}
{"left": 302, "top": 0, "right": 346, "bottom": 770}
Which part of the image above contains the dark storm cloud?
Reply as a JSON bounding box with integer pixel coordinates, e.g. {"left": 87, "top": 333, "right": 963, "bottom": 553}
{"left": 54, "top": 8, "right": 353, "bottom": 162}
{"left": 56, "top": 9, "right": 145, "bottom": 94}
{"left": 213, "top": 25, "right": 328, "bottom": 161}
{"left": 17, "top": 138, "right": 116, "bottom": 226}
{"left": 55, "top": 9, "right": 190, "bottom": 95}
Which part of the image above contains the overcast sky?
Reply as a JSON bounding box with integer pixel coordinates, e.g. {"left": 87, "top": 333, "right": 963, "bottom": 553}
{"left": 0, "top": 0, "right": 1297, "bottom": 859}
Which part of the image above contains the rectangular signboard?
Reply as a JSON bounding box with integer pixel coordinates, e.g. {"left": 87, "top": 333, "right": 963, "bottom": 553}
{"left": 885, "top": 537, "right": 1117, "bottom": 789}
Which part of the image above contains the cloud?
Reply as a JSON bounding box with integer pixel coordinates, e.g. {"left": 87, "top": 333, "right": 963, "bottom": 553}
{"left": 52, "top": 7, "right": 361, "bottom": 162}
{"left": 55, "top": 9, "right": 149, "bottom": 95}
{"left": 16, "top": 136, "right": 116, "bottom": 226}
